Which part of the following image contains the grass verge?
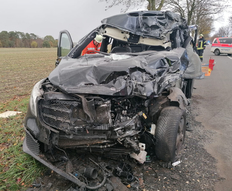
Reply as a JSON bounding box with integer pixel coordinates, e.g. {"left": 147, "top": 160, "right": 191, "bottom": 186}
{"left": 0, "top": 48, "right": 56, "bottom": 190}
{"left": 0, "top": 96, "right": 46, "bottom": 190}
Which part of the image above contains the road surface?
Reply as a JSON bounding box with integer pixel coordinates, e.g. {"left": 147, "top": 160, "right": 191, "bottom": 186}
{"left": 193, "top": 45, "right": 232, "bottom": 190}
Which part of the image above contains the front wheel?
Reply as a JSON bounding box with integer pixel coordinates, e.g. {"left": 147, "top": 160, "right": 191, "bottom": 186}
{"left": 184, "top": 79, "right": 194, "bottom": 99}
{"left": 214, "top": 49, "right": 220, "bottom": 56}
{"left": 155, "top": 106, "right": 186, "bottom": 162}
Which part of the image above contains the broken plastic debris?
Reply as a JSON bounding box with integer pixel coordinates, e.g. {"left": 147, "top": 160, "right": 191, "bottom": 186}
{"left": 130, "top": 150, "right": 147, "bottom": 164}
{"left": 172, "top": 160, "right": 182, "bottom": 166}
{"left": 130, "top": 143, "right": 147, "bottom": 164}
{"left": 0, "top": 111, "right": 22, "bottom": 118}
{"left": 150, "top": 124, "right": 156, "bottom": 135}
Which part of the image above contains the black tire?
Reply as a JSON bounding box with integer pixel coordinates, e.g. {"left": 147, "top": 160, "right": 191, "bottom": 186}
{"left": 214, "top": 49, "right": 220, "bottom": 56}
{"left": 155, "top": 106, "right": 186, "bottom": 162}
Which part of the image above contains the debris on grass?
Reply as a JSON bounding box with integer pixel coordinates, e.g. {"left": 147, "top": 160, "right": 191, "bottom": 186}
{"left": 0, "top": 111, "right": 22, "bottom": 118}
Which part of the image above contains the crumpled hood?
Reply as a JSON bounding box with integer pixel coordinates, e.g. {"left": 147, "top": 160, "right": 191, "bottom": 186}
{"left": 49, "top": 48, "right": 188, "bottom": 96}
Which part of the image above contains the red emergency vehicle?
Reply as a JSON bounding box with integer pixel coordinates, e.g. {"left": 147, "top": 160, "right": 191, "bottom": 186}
{"left": 211, "top": 37, "right": 232, "bottom": 56}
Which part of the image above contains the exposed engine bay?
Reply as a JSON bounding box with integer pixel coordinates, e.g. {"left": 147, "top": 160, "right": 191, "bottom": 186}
{"left": 38, "top": 79, "right": 172, "bottom": 157}
{"left": 24, "top": 79, "right": 186, "bottom": 190}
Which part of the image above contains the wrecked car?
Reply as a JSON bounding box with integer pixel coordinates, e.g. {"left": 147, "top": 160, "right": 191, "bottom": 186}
{"left": 23, "top": 11, "right": 202, "bottom": 189}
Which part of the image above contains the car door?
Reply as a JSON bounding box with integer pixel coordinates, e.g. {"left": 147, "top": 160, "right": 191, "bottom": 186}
{"left": 228, "top": 38, "right": 232, "bottom": 55}
{"left": 56, "top": 30, "right": 73, "bottom": 66}
{"left": 219, "top": 38, "right": 230, "bottom": 54}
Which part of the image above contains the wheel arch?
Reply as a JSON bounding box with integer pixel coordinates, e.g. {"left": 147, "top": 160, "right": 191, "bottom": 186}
{"left": 149, "top": 87, "right": 188, "bottom": 124}
{"left": 167, "top": 87, "right": 189, "bottom": 110}
{"left": 214, "top": 48, "right": 220, "bottom": 55}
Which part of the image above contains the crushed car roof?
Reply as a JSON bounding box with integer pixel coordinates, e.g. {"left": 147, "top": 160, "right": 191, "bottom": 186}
{"left": 101, "top": 11, "right": 188, "bottom": 39}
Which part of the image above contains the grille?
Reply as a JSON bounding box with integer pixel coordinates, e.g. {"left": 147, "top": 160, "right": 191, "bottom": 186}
{"left": 39, "top": 99, "right": 111, "bottom": 133}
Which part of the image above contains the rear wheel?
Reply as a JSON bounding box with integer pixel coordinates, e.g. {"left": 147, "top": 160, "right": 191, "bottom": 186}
{"left": 214, "top": 49, "right": 220, "bottom": 56}
{"left": 155, "top": 106, "right": 186, "bottom": 162}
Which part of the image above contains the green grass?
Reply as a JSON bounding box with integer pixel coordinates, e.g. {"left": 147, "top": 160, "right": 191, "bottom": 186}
{"left": 0, "top": 97, "right": 46, "bottom": 190}
{"left": 0, "top": 48, "right": 56, "bottom": 190}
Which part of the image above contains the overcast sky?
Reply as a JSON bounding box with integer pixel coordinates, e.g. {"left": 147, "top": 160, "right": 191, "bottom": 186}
{"left": 0, "top": 0, "right": 124, "bottom": 41}
{"left": 0, "top": 0, "right": 231, "bottom": 41}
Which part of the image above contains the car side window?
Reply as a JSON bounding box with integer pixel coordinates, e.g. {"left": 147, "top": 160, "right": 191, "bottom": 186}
{"left": 226, "top": 38, "right": 232, "bottom": 44}
{"left": 60, "top": 33, "right": 72, "bottom": 57}
{"left": 219, "top": 39, "right": 227, "bottom": 44}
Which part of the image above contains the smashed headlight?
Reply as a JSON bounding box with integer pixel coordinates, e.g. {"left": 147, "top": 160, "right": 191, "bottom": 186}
{"left": 29, "top": 79, "right": 45, "bottom": 117}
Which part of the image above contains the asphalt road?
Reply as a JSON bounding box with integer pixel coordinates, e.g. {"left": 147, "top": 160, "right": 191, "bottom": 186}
{"left": 193, "top": 45, "right": 232, "bottom": 190}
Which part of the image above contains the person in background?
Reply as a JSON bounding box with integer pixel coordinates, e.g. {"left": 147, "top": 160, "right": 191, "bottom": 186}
{"left": 81, "top": 34, "right": 103, "bottom": 56}
{"left": 197, "top": 34, "right": 206, "bottom": 61}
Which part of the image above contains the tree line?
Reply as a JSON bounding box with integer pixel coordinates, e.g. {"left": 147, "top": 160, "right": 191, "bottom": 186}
{"left": 0, "top": 31, "right": 58, "bottom": 48}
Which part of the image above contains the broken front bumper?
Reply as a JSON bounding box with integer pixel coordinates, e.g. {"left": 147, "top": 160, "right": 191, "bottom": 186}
{"left": 23, "top": 129, "right": 108, "bottom": 189}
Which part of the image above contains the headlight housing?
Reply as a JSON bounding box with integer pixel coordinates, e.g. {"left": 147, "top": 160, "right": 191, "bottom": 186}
{"left": 29, "top": 79, "right": 45, "bottom": 117}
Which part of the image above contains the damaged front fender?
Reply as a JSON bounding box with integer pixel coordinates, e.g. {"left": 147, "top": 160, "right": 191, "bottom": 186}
{"left": 168, "top": 87, "right": 189, "bottom": 110}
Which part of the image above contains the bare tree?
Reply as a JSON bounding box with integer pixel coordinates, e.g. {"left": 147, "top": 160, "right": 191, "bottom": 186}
{"left": 100, "top": 0, "right": 228, "bottom": 38}
{"left": 216, "top": 26, "right": 230, "bottom": 37}
{"left": 229, "top": 16, "right": 232, "bottom": 26}
{"left": 197, "top": 16, "right": 214, "bottom": 38}
{"left": 167, "top": 0, "right": 229, "bottom": 39}
{"left": 99, "top": 0, "right": 166, "bottom": 12}
{"left": 211, "top": 15, "right": 232, "bottom": 38}
{"left": 168, "top": 0, "right": 227, "bottom": 25}
{"left": 147, "top": 0, "right": 165, "bottom": 10}
{"left": 229, "top": 16, "right": 232, "bottom": 36}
